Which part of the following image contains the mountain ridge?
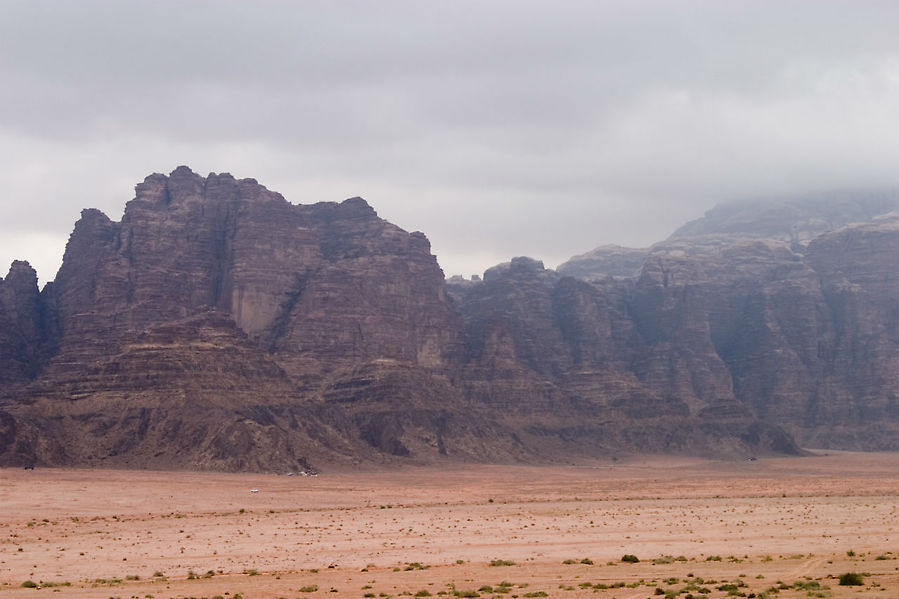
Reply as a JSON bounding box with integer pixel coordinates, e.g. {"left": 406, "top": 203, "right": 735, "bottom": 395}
{"left": 4, "top": 169, "right": 897, "bottom": 471}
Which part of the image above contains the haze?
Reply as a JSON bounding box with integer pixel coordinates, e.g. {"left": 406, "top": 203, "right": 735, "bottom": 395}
{"left": 3, "top": 0, "right": 899, "bottom": 283}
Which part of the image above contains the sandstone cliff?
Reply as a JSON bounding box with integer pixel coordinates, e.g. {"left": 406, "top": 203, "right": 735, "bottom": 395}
{"left": 7, "top": 171, "right": 897, "bottom": 471}
{"left": 559, "top": 196, "right": 899, "bottom": 450}
{"left": 0, "top": 167, "right": 481, "bottom": 470}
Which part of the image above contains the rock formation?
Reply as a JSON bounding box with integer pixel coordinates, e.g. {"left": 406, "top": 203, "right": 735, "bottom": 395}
{"left": 0, "top": 167, "right": 479, "bottom": 470}
{"left": 563, "top": 194, "right": 899, "bottom": 450}
{"left": 4, "top": 171, "right": 896, "bottom": 471}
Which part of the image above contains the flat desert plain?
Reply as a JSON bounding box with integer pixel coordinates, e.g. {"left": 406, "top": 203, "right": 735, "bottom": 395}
{"left": 1, "top": 452, "right": 898, "bottom": 599}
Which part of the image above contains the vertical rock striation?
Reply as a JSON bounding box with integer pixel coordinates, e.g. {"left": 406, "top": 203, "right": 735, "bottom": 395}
{"left": 6, "top": 172, "right": 898, "bottom": 470}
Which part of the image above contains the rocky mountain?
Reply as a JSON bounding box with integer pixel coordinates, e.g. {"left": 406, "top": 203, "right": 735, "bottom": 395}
{"left": 668, "top": 190, "right": 899, "bottom": 245}
{"left": 556, "top": 245, "right": 649, "bottom": 281}
{"left": 0, "top": 167, "right": 489, "bottom": 470}
{"left": 558, "top": 193, "right": 899, "bottom": 450}
{"left": 3, "top": 171, "right": 896, "bottom": 471}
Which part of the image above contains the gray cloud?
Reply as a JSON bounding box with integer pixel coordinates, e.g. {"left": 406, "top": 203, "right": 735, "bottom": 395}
{"left": 3, "top": 0, "right": 899, "bottom": 283}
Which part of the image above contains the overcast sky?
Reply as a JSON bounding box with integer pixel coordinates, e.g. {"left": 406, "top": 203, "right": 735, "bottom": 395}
{"left": 3, "top": 0, "right": 899, "bottom": 284}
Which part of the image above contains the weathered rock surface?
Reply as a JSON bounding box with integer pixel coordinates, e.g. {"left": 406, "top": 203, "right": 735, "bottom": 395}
{"left": 5, "top": 172, "right": 897, "bottom": 470}
{"left": 557, "top": 245, "right": 649, "bottom": 281}
{"left": 450, "top": 256, "right": 797, "bottom": 458}
{"left": 0, "top": 261, "right": 49, "bottom": 387}
{"left": 559, "top": 195, "right": 899, "bottom": 450}
{"left": 1, "top": 167, "right": 471, "bottom": 470}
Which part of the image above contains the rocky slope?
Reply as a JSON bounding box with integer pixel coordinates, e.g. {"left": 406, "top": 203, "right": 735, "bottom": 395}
{"left": 4, "top": 172, "right": 896, "bottom": 470}
{"left": 0, "top": 167, "right": 490, "bottom": 470}
{"left": 559, "top": 195, "right": 899, "bottom": 450}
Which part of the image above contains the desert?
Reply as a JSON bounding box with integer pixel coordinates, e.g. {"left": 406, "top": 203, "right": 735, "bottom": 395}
{"left": 2, "top": 451, "right": 897, "bottom": 599}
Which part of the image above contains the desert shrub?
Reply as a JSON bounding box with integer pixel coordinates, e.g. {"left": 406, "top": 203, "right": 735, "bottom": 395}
{"left": 580, "top": 558, "right": 594, "bottom": 565}
{"left": 299, "top": 585, "right": 319, "bottom": 592}
{"left": 452, "top": 590, "right": 479, "bottom": 598}
{"left": 621, "top": 554, "right": 639, "bottom": 563}
{"left": 792, "top": 580, "right": 824, "bottom": 590}
{"left": 838, "top": 572, "right": 864, "bottom": 586}
{"left": 405, "top": 562, "right": 429, "bottom": 570}
{"left": 716, "top": 580, "right": 746, "bottom": 592}
{"left": 21, "top": 580, "right": 38, "bottom": 588}
{"left": 490, "top": 559, "right": 515, "bottom": 567}
{"left": 522, "top": 592, "right": 547, "bottom": 598}
{"left": 415, "top": 591, "right": 432, "bottom": 597}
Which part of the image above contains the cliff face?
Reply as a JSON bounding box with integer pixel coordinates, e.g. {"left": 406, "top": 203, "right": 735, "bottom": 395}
{"left": 564, "top": 203, "right": 899, "bottom": 450}
{"left": 1, "top": 167, "right": 472, "bottom": 470}
{"left": 0, "top": 261, "right": 48, "bottom": 387}
{"left": 4, "top": 171, "right": 896, "bottom": 471}
{"left": 452, "top": 257, "right": 797, "bottom": 458}
{"left": 47, "top": 167, "right": 460, "bottom": 379}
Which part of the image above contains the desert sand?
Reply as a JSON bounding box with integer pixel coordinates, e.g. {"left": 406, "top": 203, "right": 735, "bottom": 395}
{"left": 1, "top": 451, "right": 897, "bottom": 598}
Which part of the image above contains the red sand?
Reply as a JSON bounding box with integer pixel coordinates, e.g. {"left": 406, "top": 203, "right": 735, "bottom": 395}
{"left": 1, "top": 451, "right": 897, "bottom": 598}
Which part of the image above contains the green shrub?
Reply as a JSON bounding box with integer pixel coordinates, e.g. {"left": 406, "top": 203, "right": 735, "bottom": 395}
{"left": 621, "top": 554, "right": 639, "bottom": 563}
{"left": 490, "top": 559, "right": 515, "bottom": 567}
{"left": 838, "top": 572, "right": 864, "bottom": 586}
{"left": 21, "top": 580, "right": 38, "bottom": 588}
{"left": 299, "top": 585, "right": 319, "bottom": 592}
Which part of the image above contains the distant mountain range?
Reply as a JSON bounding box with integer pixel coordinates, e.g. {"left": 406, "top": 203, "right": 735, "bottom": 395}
{"left": 2, "top": 168, "right": 897, "bottom": 471}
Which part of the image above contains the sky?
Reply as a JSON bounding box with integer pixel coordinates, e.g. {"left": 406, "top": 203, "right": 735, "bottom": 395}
{"left": 3, "top": 1, "right": 899, "bottom": 284}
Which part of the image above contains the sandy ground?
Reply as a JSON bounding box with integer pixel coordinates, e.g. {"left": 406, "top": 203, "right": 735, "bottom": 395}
{"left": 1, "top": 451, "right": 897, "bottom": 598}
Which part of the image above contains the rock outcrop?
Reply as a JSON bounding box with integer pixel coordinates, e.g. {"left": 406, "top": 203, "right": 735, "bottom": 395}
{"left": 5, "top": 171, "right": 897, "bottom": 470}
{"left": 559, "top": 195, "right": 899, "bottom": 450}
{"left": 450, "top": 257, "right": 797, "bottom": 458}
{"left": 0, "top": 261, "right": 48, "bottom": 387}
{"left": 1, "top": 167, "right": 472, "bottom": 470}
{"left": 557, "top": 245, "right": 649, "bottom": 281}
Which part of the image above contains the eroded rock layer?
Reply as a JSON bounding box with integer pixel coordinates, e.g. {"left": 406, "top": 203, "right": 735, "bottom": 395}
{"left": 4, "top": 170, "right": 896, "bottom": 470}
